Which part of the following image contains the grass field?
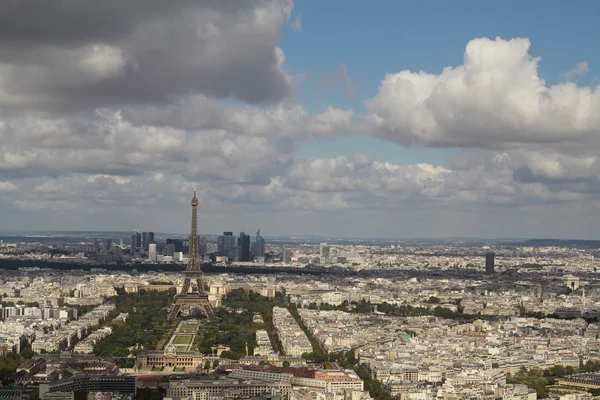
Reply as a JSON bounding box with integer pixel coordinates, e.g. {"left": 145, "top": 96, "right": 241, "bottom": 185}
{"left": 172, "top": 335, "right": 193, "bottom": 345}
{"left": 180, "top": 323, "right": 199, "bottom": 333}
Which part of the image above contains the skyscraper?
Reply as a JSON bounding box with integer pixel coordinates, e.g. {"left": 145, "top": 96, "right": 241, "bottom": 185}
{"left": 282, "top": 248, "right": 292, "bottom": 263}
{"left": 148, "top": 243, "right": 157, "bottom": 262}
{"left": 130, "top": 234, "right": 136, "bottom": 255}
{"left": 485, "top": 251, "right": 495, "bottom": 275}
{"left": 319, "top": 243, "right": 330, "bottom": 259}
{"left": 167, "top": 238, "right": 184, "bottom": 253}
{"left": 134, "top": 231, "right": 142, "bottom": 249}
{"left": 238, "top": 232, "right": 250, "bottom": 262}
{"left": 166, "top": 243, "right": 175, "bottom": 257}
{"left": 254, "top": 229, "right": 265, "bottom": 259}
{"left": 199, "top": 237, "right": 208, "bottom": 257}
{"left": 217, "top": 232, "right": 236, "bottom": 261}
{"left": 142, "top": 232, "right": 154, "bottom": 250}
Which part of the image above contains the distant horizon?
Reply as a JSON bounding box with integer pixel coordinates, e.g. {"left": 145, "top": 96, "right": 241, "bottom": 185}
{"left": 2, "top": 229, "right": 600, "bottom": 244}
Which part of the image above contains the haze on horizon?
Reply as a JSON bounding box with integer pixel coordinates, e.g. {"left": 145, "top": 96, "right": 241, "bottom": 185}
{"left": 0, "top": 0, "right": 599, "bottom": 239}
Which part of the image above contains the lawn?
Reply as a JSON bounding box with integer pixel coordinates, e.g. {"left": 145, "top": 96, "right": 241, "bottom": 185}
{"left": 180, "top": 323, "right": 199, "bottom": 333}
{"left": 172, "top": 335, "right": 193, "bottom": 345}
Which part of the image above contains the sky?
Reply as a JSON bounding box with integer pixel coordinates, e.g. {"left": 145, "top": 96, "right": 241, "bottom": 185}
{"left": 0, "top": 0, "right": 599, "bottom": 239}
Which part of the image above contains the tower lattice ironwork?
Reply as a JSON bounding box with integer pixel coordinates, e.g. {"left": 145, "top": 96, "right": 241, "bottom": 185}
{"left": 168, "top": 187, "right": 214, "bottom": 319}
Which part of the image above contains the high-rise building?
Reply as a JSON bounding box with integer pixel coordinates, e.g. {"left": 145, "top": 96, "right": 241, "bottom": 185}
{"left": 106, "top": 239, "right": 112, "bottom": 249}
{"left": 485, "top": 251, "right": 495, "bottom": 275}
{"left": 319, "top": 243, "right": 330, "bottom": 259}
{"left": 217, "top": 232, "right": 236, "bottom": 261}
{"left": 148, "top": 243, "right": 157, "bottom": 262}
{"left": 282, "top": 248, "right": 292, "bottom": 263}
{"left": 199, "top": 237, "right": 208, "bottom": 257}
{"left": 254, "top": 229, "right": 265, "bottom": 259}
{"left": 130, "top": 235, "right": 136, "bottom": 255}
{"left": 134, "top": 231, "right": 142, "bottom": 249}
{"left": 238, "top": 232, "right": 251, "bottom": 262}
{"left": 166, "top": 239, "right": 184, "bottom": 253}
{"left": 166, "top": 243, "right": 175, "bottom": 257}
{"left": 142, "top": 232, "right": 149, "bottom": 249}
{"left": 142, "top": 232, "right": 154, "bottom": 250}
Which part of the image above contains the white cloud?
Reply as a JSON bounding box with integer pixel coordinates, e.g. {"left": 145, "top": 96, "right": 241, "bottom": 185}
{"left": 0, "top": 181, "right": 18, "bottom": 192}
{"left": 366, "top": 37, "right": 600, "bottom": 149}
{"left": 562, "top": 61, "right": 589, "bottom": 81}
{"left": 307, "top": 107, "right": 355, "bottom": 136}
{"left": 322, "top": 63, "right": 357, "bottom": 98}
{"left": 290, "top": 15, "right": 302, "bottom": 31}
{"left": 77, "top": 44, "right": 128, "bottom": 80}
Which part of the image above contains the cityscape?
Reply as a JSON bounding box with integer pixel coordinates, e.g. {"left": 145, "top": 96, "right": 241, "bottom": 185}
{"left": 3, "top": 188, "right": 600, "bottom": 400}
{"left": 1, "top": 1, "right": 600, "bottom": 400}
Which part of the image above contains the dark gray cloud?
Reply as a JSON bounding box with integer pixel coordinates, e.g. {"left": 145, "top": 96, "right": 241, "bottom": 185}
{"left": 0, "top": 0, "right": 293, "bottom": 110}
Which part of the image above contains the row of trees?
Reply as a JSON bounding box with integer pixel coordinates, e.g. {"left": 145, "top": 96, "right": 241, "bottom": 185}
{"left": 0, "top": 346, "right": 35, "bottom": 383}
{"left": 288, "top": 304, "right": 327, "bottom": 362}
{"left": 304, "top": 299, "right": 489, "bottom": 321}
{"left": 196, "top": 308, "right": 264, "bottom": 359}
{"left": 196, "top": 289, "right": 285, "bottom": 360}
{"left": 0, "top": 301, "right": 39, "bottom": 307}
{"left": 287, "top": 304, "right": 394, "bottom": 400}
{"left": 355, "top": 364, "right": 394, "bottom": 400}
{"left": 507, "top": 364, "right": 598, "bottom": 398}
{"left": 93, "top": 288, "right": 176, "bottom": 357}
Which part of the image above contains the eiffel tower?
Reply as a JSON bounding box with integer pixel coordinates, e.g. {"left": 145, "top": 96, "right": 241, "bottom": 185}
{"left": 168, "top": 187, "right": 214, "bottom": 320}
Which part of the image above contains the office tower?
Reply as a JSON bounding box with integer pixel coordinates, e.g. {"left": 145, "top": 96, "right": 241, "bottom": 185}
{"left": 130, "top": 235, "right": 136, "bottom": 255}
{"left": 217, "top": 235, "right": 224, "bottom": 254}
{"left": 119, "top": 239, "right": 123, "bottom": 247}
{"left": 142, "top": 232, "right": 154, "bottom": 250}
{"left": 217, "top": 232, "right": 236, "bottom": 261}
{"left": 106, "top": 239, "right": 112, "bottom": 249}
{"left": 485, "top": 251, "right": 495, "bottom": 275}
{"left": 148, "top": 243, "right": 157, "bottom": 262}
{"left": 254, "top": 229, "right": 265, "bottom": 258}
{"left": 134, "top": 231, "right": 142, "bottom": 248}
{"left": 200, "top": 237, "right": 208, "bottom": 257}
{"left": 319, "top": 243, "right": 330, "bottom": 259}
{"left": 238, "top": 232, "right": 251, "bottom": 262}
{"left": 167, "top": 238, "right": 184, "bottom": 253}
{"left": 166, "top": 244, "right": 175, "bottom": 257}
{"left": 282, "top": 248, "right": 292, "bottom": 263}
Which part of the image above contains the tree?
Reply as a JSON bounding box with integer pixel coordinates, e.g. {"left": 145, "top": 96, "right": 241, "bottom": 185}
{"left": 204, "top": 360, "right": 211, "bottom": 370}
{"left": 20, "top": 347, "right": 34, "bottom": 359}
{"left": 282, "top": 361, "right": 290, "bottom": 367}
{"left": 136, "top": 387, "right": 152, "bottom": 400}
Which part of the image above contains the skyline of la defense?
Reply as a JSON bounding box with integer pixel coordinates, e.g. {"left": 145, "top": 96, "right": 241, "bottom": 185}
{"left": 0, "top": 1, "right": 599, "bottom": 239}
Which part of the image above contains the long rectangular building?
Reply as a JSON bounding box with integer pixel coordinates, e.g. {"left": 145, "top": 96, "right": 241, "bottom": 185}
{"left": 167, "top": 377, "right": 292, "bottom": 400}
